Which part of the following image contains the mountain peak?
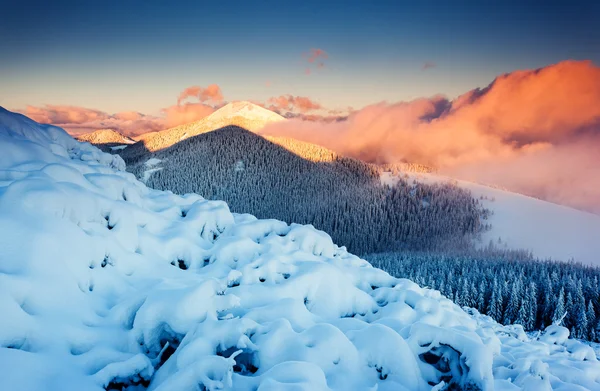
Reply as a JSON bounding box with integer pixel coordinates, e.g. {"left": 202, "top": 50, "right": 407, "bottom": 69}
{"left": 77, "top": 129, "right": 135, "bottom": 145}
{"left": 206, "top": 101, "right": 286, "bottom": 124}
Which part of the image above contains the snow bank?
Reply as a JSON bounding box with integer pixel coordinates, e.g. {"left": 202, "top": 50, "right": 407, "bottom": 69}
{"left": 1, "top": 107, "right": 599, "bottom": 390}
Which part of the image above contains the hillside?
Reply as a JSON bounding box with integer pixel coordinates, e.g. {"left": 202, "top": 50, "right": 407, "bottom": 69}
{"left": 120, "top": 101, "right": 285, "bottom": 162}
{"left": 126, "top": 125, "right": 487, "bottom": 255}
{"left": 2, "top": 107, "right": 600, "bottom": 391}
{"left": 76, "top": 128, "right": 135, "bottom": 145}
{"left": 382, "top": 171, "right": 600, "bottom": 265}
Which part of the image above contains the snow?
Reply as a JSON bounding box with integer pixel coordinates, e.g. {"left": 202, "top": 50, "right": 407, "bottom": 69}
{"left": 382, "top": 171, "right": 600, "bottom": 265}
{"left": 144, "top": 158, "right": 162, "bottom": 167}
{"left": 205, "top": 101, "right": 286, "bottom": 125}
{"left": 1, "top": 106, "right": 600, "bottom": 390}
{"left": 110, "top": 145, "right": 128, "bottom": 151}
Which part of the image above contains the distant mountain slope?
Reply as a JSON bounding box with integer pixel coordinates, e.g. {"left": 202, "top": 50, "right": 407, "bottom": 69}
{"left": 76, "top": 129, "right": 135, "bottom": 145}
{"left": 120, "top": 101, "right": 285, "bottom": 162}
{"left": 384, "top": 171, "right": 600, "bottom": 265}
{"left": 125, "top": 126, "right": 487, "bottom": 255}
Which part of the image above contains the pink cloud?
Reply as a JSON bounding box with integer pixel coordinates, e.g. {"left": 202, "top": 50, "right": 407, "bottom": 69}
{"left": 20, "top": 105, "right": 164, "bottom": 136}
{"left": 307, "top": 48, "right": 328, "bottom": 63}
{"left": 267, "top": 94, "right": 322, "bottom": 114}
{"left": 303, "top": 48, "right": 328, "bottom": 75}
{"left": 260, "top": 60, "right": 600, "bottom": 213}
{"left": 161, "top": 103, "right": 215, "bottom": 128}
{"left": 176, "top": 84, "right": 224, "bottom": 105}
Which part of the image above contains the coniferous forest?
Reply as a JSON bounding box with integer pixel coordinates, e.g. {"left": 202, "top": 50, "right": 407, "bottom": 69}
{"left": 367, "top": 251, "right": 600, "bottom": 341}
{"left": 123, "top": 126, "right": 489, "bottom": 255}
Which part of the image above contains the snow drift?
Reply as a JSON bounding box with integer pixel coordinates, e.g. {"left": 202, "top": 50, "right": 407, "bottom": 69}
{"left": 0, "top": 106, "right": 599, "bottom": 390}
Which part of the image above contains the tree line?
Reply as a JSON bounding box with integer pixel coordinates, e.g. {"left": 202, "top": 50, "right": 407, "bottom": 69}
{"left": 367, "top": 251, "right": 600, "bottom": 341}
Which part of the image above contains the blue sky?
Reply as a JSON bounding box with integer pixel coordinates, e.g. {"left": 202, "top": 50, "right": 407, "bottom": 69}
{"left": 1, "top": 0, "right": 598, "bottom": 115}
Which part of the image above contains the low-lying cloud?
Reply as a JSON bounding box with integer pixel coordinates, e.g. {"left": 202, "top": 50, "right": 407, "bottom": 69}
{"left": 21, "top": 85, "right": 222, "bottom": 136}
{"left": 260, "top": 60, "right": 600, "bottom": 213}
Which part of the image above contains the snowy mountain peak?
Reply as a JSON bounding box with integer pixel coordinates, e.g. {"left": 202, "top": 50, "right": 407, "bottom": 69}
{"left": 206, "top": 101, "right": 286, "bottom": 124}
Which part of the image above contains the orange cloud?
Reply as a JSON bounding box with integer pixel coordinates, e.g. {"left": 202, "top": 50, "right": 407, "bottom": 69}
{"left": 177, "top": 84, "right": 224, "bottom": 105}
{"left": 20, "top": 105, "right": 163, "bottom": 136}
{"left": 161, "top": 103, "right": 215, "bottom": 128}
{"left": 267, "top": 95, "right": 322, "bottom": 113}
{"left": 260, "top": 60, "right": 600, "bottom": 213}
{"left": 23, "top": 105, "right": 107, "bottom": 125}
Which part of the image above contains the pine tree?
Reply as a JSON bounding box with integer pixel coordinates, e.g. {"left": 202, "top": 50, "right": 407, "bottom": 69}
{"left": 586, "top": 301, "right": 597, "bottom": 341}
{"left": 553, "top": 288, "right": 566, "bottom": 325}
{"left": 575, "top": 301, "right": 588, "bottom": 339}
{"left": 503, "top": 280, "right": 522, "bottom": 325}
{"left": 488, "top": 278, "right": 503, "bottom": 322}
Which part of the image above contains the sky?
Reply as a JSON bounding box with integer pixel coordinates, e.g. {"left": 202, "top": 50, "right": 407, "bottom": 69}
{"left": 1, "top": 0, "right": 599, "bottom": 115}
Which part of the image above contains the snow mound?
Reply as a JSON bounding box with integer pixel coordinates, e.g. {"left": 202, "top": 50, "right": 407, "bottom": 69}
{"left": 1, "top": 107, "right": 599, "bottom": 390}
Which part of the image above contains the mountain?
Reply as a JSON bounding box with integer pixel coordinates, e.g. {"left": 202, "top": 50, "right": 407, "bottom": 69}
{"left": 121, "top": 101, "right": 285, "bottom": 162}
{"left": 2, "top": 107, "right": 600, "bottom": 390}
{"left": 125, "top": 125, "right": 487, "bottom": 255}
{"left": 382, "top": 171, "right": 600, "bottom": 265}
{"left": 76, "top": 129, "right": 135, "bottom": 145}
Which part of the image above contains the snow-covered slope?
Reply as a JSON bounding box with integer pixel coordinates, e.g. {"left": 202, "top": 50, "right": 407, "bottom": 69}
{"left": 1, "top": 107, "right": 600, "bottom": 391}
{"left": 77, "top": 129, "right": 135, "bottom": 145}
{"left": 383, "top": 171, "right": 600, "bottom": 265}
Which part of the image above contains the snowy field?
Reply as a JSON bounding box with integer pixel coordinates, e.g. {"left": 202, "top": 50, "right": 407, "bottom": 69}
{"left": 1, "top": 107, "right": 600, "bottom": 390}
{"left": 382, "top": 171, "right": 600, "bottom": 265}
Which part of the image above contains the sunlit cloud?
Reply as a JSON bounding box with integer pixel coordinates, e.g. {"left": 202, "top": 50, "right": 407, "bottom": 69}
{"left": 267, "top": 94, "right": 322, "bottom": 113}
{"left": 176, "top": 84, "right": 224, "bottom": 105}
{"left": 161, "top": 103, "right": 215, "bottom": 128}
{"left": 260, "top": 60, "right": 600, "bottom": 213}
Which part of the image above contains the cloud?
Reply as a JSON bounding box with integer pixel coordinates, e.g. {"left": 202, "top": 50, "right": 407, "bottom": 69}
{"left": 260, "top": 60, "right": 600, "bottom": 213}
{"left": 21, "top": 83, "right": 224, "bottom": 136}
{"left": 306, "top": 48, "right": 328, "bottom": 63}
{"left": 20, "top": 105, "right": 164, "bottom": 136}
{"left": 177, "top": 84, "right": 223, "bottom": 105}
{"left": 267, "top": 95, "right": 322, "bottom": 113}
{"left": 23, "top": 105, "right": 108, "bottom": 125}
{"left": 422, "top": 62, "right": 436, "bottom": 71}
{"left": 161, "top": 103, "right": 215, "bottom": 128}
{"left": 303, "top": 48, "right": 328, "bottom": 75}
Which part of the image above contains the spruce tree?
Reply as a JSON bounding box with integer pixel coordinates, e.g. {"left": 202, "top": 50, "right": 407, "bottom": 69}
{"left": 552, "top": 288, "right": 566, "bottom": 325}
{"left": 586, "top": 301, "right": 597, "bottom": 341}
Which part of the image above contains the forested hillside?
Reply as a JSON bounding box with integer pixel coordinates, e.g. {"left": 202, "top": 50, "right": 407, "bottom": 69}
{"left": 125, "top": 125, "right": 488, "bottom": 255}
{"left": 368, "top": 251, "right": 600, "bottom": 341}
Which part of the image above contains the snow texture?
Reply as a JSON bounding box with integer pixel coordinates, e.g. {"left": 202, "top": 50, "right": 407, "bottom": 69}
{"left": 1, "top": 106, "right": 599, "bottom": 390}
